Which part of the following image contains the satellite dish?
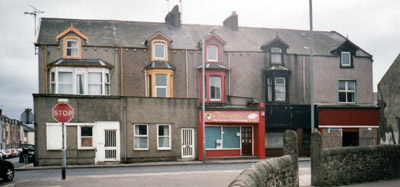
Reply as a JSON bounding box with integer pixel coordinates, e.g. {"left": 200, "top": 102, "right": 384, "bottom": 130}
{"left": 20, "top": 109, "right": 34, "bottom": 124}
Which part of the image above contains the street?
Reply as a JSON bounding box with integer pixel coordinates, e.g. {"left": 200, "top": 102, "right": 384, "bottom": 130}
{"left": 4, "top": 162, "right": 255, "bottom": 186}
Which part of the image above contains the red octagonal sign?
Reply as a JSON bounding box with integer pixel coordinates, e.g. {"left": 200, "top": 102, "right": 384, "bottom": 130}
{"left": 52, "top": 103, "right": 74, "bottom": 123}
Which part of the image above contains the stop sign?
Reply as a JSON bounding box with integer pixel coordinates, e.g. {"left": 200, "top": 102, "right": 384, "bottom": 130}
{"left": 52, "top": 103, "right": 74, "bottom": 123}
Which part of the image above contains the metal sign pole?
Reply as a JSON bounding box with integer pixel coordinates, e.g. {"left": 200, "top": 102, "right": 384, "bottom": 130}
{"left": 62, "top": 122, "right": 66, "bottom": 180}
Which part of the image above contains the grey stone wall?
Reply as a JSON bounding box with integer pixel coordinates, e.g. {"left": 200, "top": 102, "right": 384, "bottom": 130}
{"left": 311, "top": 131, "right": 400, "bottom": 186}
{"left": 229, "top": 130, "right": 298, "bottom": 187}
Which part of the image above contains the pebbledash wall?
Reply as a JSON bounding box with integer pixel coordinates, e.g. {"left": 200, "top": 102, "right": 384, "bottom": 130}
{"left": 229, "top": 130, "right": 299, "bottom": 187}
{"left": 34, "top": 94, "right": 198, "bottom": 166}
{"left": 311, "top": 131, "right": 400, "bottom": 186}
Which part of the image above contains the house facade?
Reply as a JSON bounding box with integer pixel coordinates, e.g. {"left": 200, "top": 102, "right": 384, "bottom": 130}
{"left": 378, "top": 53, "right": 400, "bottom": 145}
{"left": 34, "top": 6, "right": 377, "bottom": 165}
{"left": 0, "top": 109, "right": 24, "bottom": 149}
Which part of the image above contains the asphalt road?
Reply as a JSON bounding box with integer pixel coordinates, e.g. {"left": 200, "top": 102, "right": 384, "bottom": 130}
{"left": 3, "top": 162, "right": 255, "bottom": 186}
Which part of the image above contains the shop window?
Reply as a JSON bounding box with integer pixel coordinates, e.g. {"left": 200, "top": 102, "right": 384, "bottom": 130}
{"left": 205, "top": 126, "right": 240, "bottom": 149}
{"left": 79, "top": 126, "right": 93, "bottom": 148}
{"left": 265, "top": 132, "right": 283, "bottom": 148}
{"left": 151, "top": 40, "right": 168, "bottom": 61}
{"left": 134, "top": 124, "right": 148, "bottom": 150}
{"left": 146, "top": 69, "right": 174, "bottom": 98}
{"left": 207, "top": 45, "right": 218, "bottom": 62}
{"left": 157, "top": 124, "right": 171, "bottom": 150}
{"left": 339, "top": 80, "right": 356, "bottom": 103}
{"left": 210, "top": 76, "right": 221, "bottom": 101}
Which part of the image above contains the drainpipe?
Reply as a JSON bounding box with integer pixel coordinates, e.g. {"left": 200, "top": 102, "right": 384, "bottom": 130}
{"left": 303, "top": 55, "right": 306, "bottom": 103}
{"left": 45, "top": 45, "right": 48, "bottom": 93}
{"left": 120, "top": 47, "right": 124, "bottom": 96}
{"left": 228, "top": 51, "right": 231, "bottom": 95}
{"left": 123, "top": 104, "right": 127, "bottom": 163}
{"left": 185, "top": 49, "right": 189, "bottom": 98}
{"left": 144, "top": 69, "right": 147, "bottom": 97}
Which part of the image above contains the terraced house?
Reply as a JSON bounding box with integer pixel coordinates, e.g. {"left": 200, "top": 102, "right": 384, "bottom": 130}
{"left": 34, "top": 6, "right": 378, "bottom": 165}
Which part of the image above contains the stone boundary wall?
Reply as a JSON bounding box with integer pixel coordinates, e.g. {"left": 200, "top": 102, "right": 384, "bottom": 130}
{"left": 229, "top": 130, "right": 299, "bottom": 187}
{"left": 311, "top": 131, "right": 400, "bottom": 186}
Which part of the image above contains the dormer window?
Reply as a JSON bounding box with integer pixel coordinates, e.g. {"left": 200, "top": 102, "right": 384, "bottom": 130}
{"left": 341, "top": 51, "right": 351, "bottom": 67}
{"left": 151, "top": 40, "right": 168, "bottom": 61}
{"left": 207, "top": 45, "right": 218, "bottom": 62}
{"left": 66, "top": 39, "right": 78, "bottom": 57}
{"left": 63, "top": 37, "right": 81, "bottom": 59}
{"left": 271, "top": 47, "right": 282, "bottom": 65}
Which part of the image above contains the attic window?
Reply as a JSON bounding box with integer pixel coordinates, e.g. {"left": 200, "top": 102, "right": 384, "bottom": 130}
{"left": 207, "top": 45, "right": 218, "bottom": 62}
{"left": 66, "top": 39, "right": 79, "bottom": 57}
{"left": 151, "top": 40, "right": 168, "bottom": 61}
{"left": 271, "top": 47, "right": 282, "bottom": 65}
{"left": 341, "top": 51, "right": 351, "bottom": 67}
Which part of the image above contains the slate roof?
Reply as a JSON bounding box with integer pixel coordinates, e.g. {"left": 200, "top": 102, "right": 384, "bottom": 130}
{"left": 48, "top": 59, "right": 113, "bottom": 68}
{"left": 145, "top": 61, "right": 175, "bottom": 70}
{"left": 37, "top": 18, "right": 372, "bottom": 57}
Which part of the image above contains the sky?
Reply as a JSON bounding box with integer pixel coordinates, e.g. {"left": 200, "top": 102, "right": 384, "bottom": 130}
{"left": 0, "top": 0, "right": 399, "bottom": 120}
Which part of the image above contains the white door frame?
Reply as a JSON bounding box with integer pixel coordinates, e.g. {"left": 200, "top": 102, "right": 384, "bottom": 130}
{"left": 181, "top": 128, "right": 195, "bottom": 159}
{"left": 95, "top": 121, "right": 120, "bottom": 163}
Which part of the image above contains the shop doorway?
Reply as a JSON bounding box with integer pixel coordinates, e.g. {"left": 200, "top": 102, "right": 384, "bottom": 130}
{"left": 241, "top": 127, "right": 252, "bottom": 156}
{"left": 342, "top": 131, "right": 359, "bottom": 147}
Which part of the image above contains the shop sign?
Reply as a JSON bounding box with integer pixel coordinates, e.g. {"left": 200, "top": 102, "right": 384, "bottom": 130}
{"left": 204, "top": 111, "right": 259, "bottom": 123}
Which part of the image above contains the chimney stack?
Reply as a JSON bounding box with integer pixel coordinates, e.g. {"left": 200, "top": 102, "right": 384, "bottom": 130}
{"left": 165, "top": 5, "right": 181, "bottom": 27}
{"left": 223, "top": 11, "right": 238, "bottom": 31}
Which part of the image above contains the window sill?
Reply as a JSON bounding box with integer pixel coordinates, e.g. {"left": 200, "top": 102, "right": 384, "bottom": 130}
{"left": 205, "top": 148, "right": 241, "bottom": 150}
{"left": 134, "top": 148, "right": 149, "bottom": 151}
{"left": 157, "top": 148, "right": 172, "bottom": 151}
{"left": 78, "top": 147, "right": 95, "bottom": 150}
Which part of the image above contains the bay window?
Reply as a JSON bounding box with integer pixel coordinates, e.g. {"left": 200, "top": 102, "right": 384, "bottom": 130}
{"left": 155, "top": 74, "right": 167, "bottom": 97}
{"left": 49, "top": 67, "right": 110, "bottom": 95}
{"left": 266, "top": 76, "right": 287, "bottom": 102}
{"left": 146, "top": 69, "right": 174, "bottom": 98}
{"left": 210, "top": 76, "right": 221, "bottom": 101}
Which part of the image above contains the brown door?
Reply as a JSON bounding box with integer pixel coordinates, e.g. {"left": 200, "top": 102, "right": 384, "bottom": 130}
{"left": 241, "top": 127, "right": 252, "bottom": 156}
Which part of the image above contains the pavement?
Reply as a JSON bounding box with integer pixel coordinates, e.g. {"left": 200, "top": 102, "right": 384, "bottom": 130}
{"left": 15, "top": 157, "right": 311, "bottom": 171}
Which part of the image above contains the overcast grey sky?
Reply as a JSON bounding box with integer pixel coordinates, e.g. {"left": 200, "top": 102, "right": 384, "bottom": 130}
{"left": 0, "top": 0, "right": 399, "bottom": 119}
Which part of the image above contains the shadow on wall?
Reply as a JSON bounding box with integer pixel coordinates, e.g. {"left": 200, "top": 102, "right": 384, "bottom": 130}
{"left": 378, "top": 93, "right": 400, "bottom": 144}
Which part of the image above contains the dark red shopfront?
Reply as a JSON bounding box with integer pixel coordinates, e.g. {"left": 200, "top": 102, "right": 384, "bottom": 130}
{"left": 198, "top": 107, "right": 265, "bottom": 160}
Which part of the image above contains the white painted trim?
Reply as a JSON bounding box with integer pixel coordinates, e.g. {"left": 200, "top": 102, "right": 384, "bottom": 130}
{"left": 157, "top": 124, "right": 172, "bottom": 150}
{"left": 319, "top": 125, "right": 378, "bottom": 128}
{"left": 77, "top": 124, "right": 95, "bottom": 150}
{"left": 133, "top": 124, "right": 149, "bottom": 150}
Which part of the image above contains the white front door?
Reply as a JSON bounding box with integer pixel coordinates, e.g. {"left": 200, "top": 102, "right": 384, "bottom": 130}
{"left": 95, "top": 121, "right": 120, "bottom": 163}
{"left": 181, "top": 128, "right": 195, "bottom": 159}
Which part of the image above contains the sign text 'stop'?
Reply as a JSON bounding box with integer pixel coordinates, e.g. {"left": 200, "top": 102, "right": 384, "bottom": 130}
{"left": 52, "top": 103, "right": 74, "bottom": 123}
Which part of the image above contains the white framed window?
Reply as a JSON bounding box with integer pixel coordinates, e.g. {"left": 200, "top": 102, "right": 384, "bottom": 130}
{"left": 153, "top": 43, "right": 166, "bottom": 60}
{"left": 271, "top": 47, "right": 282, "bottom": 65}
{"left": 88, "top": 72, "right": 103, "bottom": 95}
{"left": 155, "top": 74, "right": 167, "bottom": 97}
{"left": 50, "top": 67, "right": 110, "bottom": 95}
{"left": 275, "top": 77, "right": 286, "bottom": 101}
{"left": 50, "top": 72, "right": 56, "bottom": 94}
{"left": 58, "top": 72, "right": 73, "bottom": 94}
{"left": 105, "top": 73, "right": 110, "bottom": 95}
{"left": 210, "top": 76, "right": 221, "bottom": 101}
{"left": 76, "top": 74, "right": 85, "bottom": 95}
{"left": 341, "top": 51, "right": 351, "bottom": 67}
{"left": 157, "top": 124, "right": 171, "bottom": 150}
{"left": 78, "top": 126, "right": 94, "bottom": 149}
{"left": 134, "top": 124, "right": 148, "bottom": 150}
{"left": 66, "top": 39, "right": 79, "bottom": 57}
{"left": 207, "top": 45, "right": 218, "bottom": 62}
{"left": 339, "top": 80, "right": 356, "bottom": 103}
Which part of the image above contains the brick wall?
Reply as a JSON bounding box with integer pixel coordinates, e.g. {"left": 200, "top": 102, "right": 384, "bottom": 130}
{"left": 312, "top": 131, "right": 400, "bottom": 186}
{"left": 229, "top": 130, "right": 299, "bottom": 187}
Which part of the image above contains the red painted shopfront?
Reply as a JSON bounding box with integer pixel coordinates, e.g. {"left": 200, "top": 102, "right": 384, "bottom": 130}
{"left": 318, "top": 107, "right": 380, "bottom": 147}
{"left": 198, "top": 107, "right": 265, "bottom": 160}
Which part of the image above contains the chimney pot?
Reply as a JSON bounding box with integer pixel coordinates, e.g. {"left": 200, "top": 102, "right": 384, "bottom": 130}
{"left": 223, "top": 11, "right": 238, "bottom": 31}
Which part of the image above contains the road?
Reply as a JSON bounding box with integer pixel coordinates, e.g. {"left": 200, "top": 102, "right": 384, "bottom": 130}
{"left": 4, "top": 162, "right": 255, "bottom": 186}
